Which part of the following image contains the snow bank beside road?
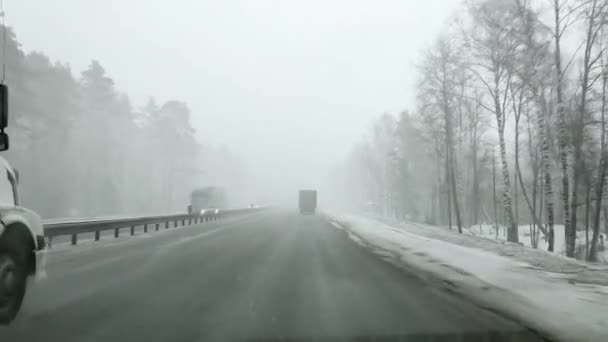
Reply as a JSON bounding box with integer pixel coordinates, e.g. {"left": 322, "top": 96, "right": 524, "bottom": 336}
{"left": 463, "top": 224, "right": 606, "bottom": 261}
{"left": 331, "top": 215, "right": 608, "bottom": 342}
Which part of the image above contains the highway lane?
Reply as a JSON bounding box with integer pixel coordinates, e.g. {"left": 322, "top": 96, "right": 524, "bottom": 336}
{"left": 1, "top": 210, "right": 542, "bottom": 341}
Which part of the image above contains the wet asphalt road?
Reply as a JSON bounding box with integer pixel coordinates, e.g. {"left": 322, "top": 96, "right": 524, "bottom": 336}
{"left": 0, "top": 210, "right": 541, "bottom": 341}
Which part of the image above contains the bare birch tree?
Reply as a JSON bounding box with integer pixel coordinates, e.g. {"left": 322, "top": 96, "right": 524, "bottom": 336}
{"left": 589, "top": 24, "right": 608, "bottom": 261}
{"left": 569, "top": 0, "right": 607, "bottom": 257}
{"left": 418, "top": 36, "right": 465, "bottom": 233}
{"left": 464, "top": 0, "right": 521, "bottom": 242}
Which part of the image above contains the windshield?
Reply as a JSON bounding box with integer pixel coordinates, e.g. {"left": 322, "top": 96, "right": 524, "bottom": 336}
{"left": 0, "top": 0, "right": 606, "bottom": 341}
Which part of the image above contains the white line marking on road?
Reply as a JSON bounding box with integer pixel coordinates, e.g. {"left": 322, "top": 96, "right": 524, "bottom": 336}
{"left": 43, "top": 211, "right": 274, "bottom": 278}
{"left": 159, "top": 227, "right": 225, "bottom": 252}
{"left": 48, "top": 228, "right": 228, "bottom": 277}
{"left": 150, "top": 212, "right": 271, "bottom": 259}
{"left": 56, "top": 253, "right": 133, "bottom": 276}
{"left": 330, "top": 221, "right": 344, "bottom": 229}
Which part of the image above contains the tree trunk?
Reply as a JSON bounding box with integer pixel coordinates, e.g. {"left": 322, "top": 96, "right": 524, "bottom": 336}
{"left": 431, "top": 168, "right": 438, "bottom": 224}
{"left": 511, "top": 93, "right": 546, "bottom": 239}
{"left": 537, "top": 95, "right": 555, "bottom": 251}
{"left": 493, "top": 148, "right": 499, "bottom": 236}
{"left": 554, "top": 0, "right": 573, "bottom": 258}
{"left": 589, "top": 58, "right": 608, "bottom": 261}
{"left": 570, "top": 128, "right": 584, "bottom": 258}
{"left": 604, "top": 205, "right": 608, "bottom": 235}
{"left": 516, "top": 0, "right": 555, "bottom": 250}
{"left": 471, "top": 127, "right": 480, "bottom": 225}
{"left": 494, "top": 92, "right": 518, "bottom": 243}
{"left": 585, "top": 178, "right": 591, "bottom": 260}
{"left": 532, "top": 168, "right": 540, "bottom": 248}
{"left": 443, "top": 84, "right": 463, "bottom": 233}
{"left": 448, "top": 142, "right": 463, "bottom": 233}
{"left": 570, "top": 0, "right": 602, "bottom": 258}
{"left": 433, "top": 148, "right": 442, "bottom": 225}
{"left": 514, "top": 169, "right": 519, "bottom": 226}
{"left": 527, "top": 101, "right": 543, "bottom": 245}
{"left": 589, "top": 163, "right": 604, "bottom": 261}
{"left": 446, "top": 148, "right": 453, "bottom": 230}
{"left": 516, "top": 149, "right": 548, "bottom": 236}
{"left": 514, "top": 102, "right": 520, "bottom": 227}
{"left": 538, "top": 175, "right": 545, "bottom": 249}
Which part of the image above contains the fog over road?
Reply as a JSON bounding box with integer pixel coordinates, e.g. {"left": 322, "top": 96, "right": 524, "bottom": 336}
{"left": 1, "top": 210, "right": 540, "bottom": 341}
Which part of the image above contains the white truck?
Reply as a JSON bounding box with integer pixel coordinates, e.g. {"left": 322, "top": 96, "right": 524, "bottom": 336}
{"left": 0, "top": 85, "right": 46, "bottom": 324}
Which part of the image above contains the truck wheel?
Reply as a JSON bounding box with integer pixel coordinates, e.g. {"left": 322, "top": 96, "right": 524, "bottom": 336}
{"left": 0, "top": 238, "right": 27, "bottom": 325}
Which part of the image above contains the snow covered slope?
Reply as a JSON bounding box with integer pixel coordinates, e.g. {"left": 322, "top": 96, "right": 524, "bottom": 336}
{"left": 331, "top": 215, "right": 608, "bottom": 342}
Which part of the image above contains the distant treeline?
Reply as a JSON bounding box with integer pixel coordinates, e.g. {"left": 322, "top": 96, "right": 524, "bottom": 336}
{"left": 0, "top": 26, "right": 242, "bottom": 218}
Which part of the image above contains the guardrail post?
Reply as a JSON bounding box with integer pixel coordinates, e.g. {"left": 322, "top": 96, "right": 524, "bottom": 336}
{"left": 165, "top": 221, "right": 169, "bottom": 229}
{"left": 95, "top": 230, "right": 100, "bottom": 241}
{"left": 115, "top": 228, "right": 120, "bottom": 238}
{"left": 47, "top": 236, "right": 52, "bottom": 249}
{"left": 155, "top": 223, "right": 159, "bottom": 231}
{"left": 182, "top": 219, "right": 185, "bottom": 226}
{"left": 144, "top": 224, "right": 148, "bottom": 233}
{"left": 174, "top": 220, "right": 178, "bottom": 228}
{"left": 130, "top": 226, "right": 135, "bottom": 235}
{"left": 188, "top": 217, "right": 192, "bottom": 225}
{"left": 71, "top": 233, "right": 77, "bottom": 245}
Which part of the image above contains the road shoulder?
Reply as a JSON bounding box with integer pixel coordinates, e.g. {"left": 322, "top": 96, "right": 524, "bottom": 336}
{"left": 328, "top": 214, "right": 608, "bottom": 342}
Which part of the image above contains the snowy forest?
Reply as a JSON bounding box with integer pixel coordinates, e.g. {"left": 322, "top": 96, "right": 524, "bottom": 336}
{"left": 333, "top": 0, "right": 608, "bottom": 261}
{"left": 0, "top": 26, "right": 247, "bottom": 219}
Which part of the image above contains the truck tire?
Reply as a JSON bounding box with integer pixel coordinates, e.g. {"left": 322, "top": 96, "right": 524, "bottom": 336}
{"left": 0, "top": 233, "right": 27, "bottom": 325}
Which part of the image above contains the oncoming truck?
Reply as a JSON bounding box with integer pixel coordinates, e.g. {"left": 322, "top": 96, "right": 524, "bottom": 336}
{"left": 188, "top": 186, "right": 227, "bottom": 217}
{"left": 0, "top": 85, "right": 46, "bottom": 324}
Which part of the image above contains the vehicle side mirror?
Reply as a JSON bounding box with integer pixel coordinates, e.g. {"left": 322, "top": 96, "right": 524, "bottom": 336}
{"left": 0, "top": 84, "right": 7, "bottom": 129}
{"left": 0, "top": 132, "right": 8, "bottom": 152}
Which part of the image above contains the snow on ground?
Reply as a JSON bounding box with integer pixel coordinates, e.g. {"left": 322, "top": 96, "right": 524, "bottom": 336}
{"left": 330, "top": 214, "right": 608, "bottom": 342}
{"left": 368, "top": 212, "right": 608, "bottom": 266}
{"left": 462, "top": 223, "right": 607, "bottom": 262}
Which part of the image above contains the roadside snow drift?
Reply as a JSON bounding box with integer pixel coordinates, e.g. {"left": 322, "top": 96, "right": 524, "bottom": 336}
{"left": 331, "top": 215, "right": 608, "bottom": 342}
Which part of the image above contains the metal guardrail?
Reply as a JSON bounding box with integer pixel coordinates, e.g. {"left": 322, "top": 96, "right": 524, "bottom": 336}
{"left": 43, "top": 208, "right": 263, "bottom": 248}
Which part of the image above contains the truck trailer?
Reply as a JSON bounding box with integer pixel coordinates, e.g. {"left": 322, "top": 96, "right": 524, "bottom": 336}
{"left": 298, "top": 190, "right": 317, "bottom": 214}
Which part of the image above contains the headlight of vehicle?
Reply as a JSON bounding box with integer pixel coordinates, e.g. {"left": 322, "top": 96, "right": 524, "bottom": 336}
{"left": 200, "top": 209, "right": 206, "bottom": 215}
{"left": 214, "top": 209, "right": 220, "bottom": 214}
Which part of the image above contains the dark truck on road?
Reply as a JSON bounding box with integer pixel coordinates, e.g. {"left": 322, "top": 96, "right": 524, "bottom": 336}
{"left": 298, "top": 190, "right": 317, "bottom": 214}
{"left": 188, "top": 186, "right": 227, "bottom": 217}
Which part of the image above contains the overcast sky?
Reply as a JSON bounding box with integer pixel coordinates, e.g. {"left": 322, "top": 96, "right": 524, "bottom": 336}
{"left": 8, "top": 0, "right": 460, "bottom": 196}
